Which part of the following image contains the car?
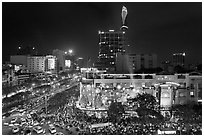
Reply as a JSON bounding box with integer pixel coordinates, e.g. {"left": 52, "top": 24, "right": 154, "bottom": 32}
{"left": 12, "top": 126, "right": 20, "bottom": 133}
{"left": 54, "top": 132, "right": 64, "bottom": 135}
{"left": 33, "top": 121, "right": 40, "bottom": 126}
{"left": 14, "top": 123, "right": 20, "bottom": 126}
{"left": 33, "top": 126, "right": 44, "bottom": 134}
{"left": 9, "top": 123, "right": 14, "bottom": 127}
{"left": 3, "top": 122, "right": 9, "bottom": 126}
{"left": 54, "top": 122, "right": 60, "bottom": 127}
{"left": 49, "top": 125, "right": 57, "bottom": 134}
{"left": 11, "top": 117, "right": 18, "bottom": 123}
{"left": 19, "top": 109, "right": 26, "bottom": 113}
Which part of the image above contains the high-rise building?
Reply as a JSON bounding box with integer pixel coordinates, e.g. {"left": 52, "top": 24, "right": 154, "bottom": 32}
{"left": 10, "top": 55, "right": 28, "bottom": 66}
{"left": 52, "top": 49, "right": 65, "bottom": 72}
{"left": 76, "top": 57, "right": 84, "bottom": 70}
{"left": 172, "top": 52, "right": 185, "bottom": 67}
{"left": 27, "top": 56, "right": 46, "bottom": 73}
{"left": 95, "top": 30, "right": 126, "bottom": 72}
{"left": 161, "top": 60, "right": 174, "bottom": 73}
{"left": 64, "top": 51, "right": 76, "bottom": 70}
{"left": 116, "top": 53, "right": 158, "bottom": 73}
{"left": 45, "top": 55, "right": 57, "bottom": 73}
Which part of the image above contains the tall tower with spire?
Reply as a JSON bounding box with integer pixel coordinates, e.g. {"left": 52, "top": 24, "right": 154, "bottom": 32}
{"left": 121, "top": 6, "right": 128, "bottom": 31}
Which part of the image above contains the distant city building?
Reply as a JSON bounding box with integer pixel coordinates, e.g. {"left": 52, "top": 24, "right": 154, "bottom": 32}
{"left": 161, "top": 60, "right": 174, "bottom": 73}
{"left": 2, "top": 64, "right": 16, "bottom": 86}
{"left": 64, "top": 52, "right": 75, "bottom": 70}
{"left": 53, "top": 49, "right": 65, "bottom": 72}
{"left": 10, "top": 55, "right": 28, "bottom": 66}
{"left": 116, "top": 53, "right": 157, "bottom": 73}
{"left": 172, "top": 52, "right": 185, "bottom": 67}
{"left": 76, "top": 57, "right": 84, "bottom": 70}
{"left": 95, "top": 30, "right": 126, "bottom": 72}
{"left": 27, "top": 56, "right": 46, "bottom": 73}
{"left": 45, "top": 55, "right": 57, "bottom": 73}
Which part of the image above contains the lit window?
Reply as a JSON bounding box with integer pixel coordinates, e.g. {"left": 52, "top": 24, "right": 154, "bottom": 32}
{"left": 190, "top": 91, "right": 194, "bottom": 96}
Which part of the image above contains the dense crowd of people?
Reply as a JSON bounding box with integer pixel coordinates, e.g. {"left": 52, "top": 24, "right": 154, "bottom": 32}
{"left": 4, "top": 72, "right": 201, "bottom": 135}
{"left": 36, "top": 98, "right": 202, "bottom": 135}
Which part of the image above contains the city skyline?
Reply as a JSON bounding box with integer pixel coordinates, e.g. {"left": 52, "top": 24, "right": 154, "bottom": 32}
{"left": 2, "top": 2, "right": 202, "bottom": 65}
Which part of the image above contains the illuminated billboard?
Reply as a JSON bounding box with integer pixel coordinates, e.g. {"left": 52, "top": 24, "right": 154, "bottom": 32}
{"left": 65, "top": 60, "right": 71, "bottom": 68}
{"left": 160, "top": 89, "right": 172, "bottom": 107}
{"left": 48, "top": 58, "right": 55, "bottom": 70}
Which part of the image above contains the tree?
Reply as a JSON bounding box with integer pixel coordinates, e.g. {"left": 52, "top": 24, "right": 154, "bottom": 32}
{"left": 172, "top": 104, "right": 201, "bottom": 122}
{"left": 132, "top": 93, "right": 158, "bottom": 110}
{"left": 107, "top": 101, "right": 125, "bottom": 123}
{"left": 128, "top": 93, "right": 162, "bottom": 120}
{"left": 174, "top": 65, "right": 185, "bottom": 73}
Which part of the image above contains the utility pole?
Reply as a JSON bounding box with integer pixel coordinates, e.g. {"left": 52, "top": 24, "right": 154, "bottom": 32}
{"left": 45, "top": 95, "right": 48, "bottom": 117}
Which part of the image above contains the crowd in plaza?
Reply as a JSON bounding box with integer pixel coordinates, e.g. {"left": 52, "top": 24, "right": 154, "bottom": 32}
{"left": 2, "top": 73, "right": 202, "bottom": 135}
{"left": 3, "top": 92, "right": 202, "bottom": 135}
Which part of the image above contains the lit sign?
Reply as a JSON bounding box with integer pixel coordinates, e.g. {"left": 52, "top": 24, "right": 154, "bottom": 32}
{"left": 48, "top": 58, "right": 55, "bottom": 69}
{"left": 65, "top": 60, "right": 71, "bottom": 68}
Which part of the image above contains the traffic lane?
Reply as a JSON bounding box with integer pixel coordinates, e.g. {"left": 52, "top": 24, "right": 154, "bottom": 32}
{"left": 30, "top": 119, "right": 78, "bottom": 135}
{"left": 2, "top": 112, "right": 28, "bottom": 135}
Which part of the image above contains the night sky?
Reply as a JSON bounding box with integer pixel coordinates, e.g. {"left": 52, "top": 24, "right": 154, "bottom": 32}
{"left": 2, "top": 2, "right": 202, "bottom": 66}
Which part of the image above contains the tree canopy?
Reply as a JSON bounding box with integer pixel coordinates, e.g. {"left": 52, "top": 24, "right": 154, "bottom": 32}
{"left": 107, "top": 101, "right": 125, "bottom": 123}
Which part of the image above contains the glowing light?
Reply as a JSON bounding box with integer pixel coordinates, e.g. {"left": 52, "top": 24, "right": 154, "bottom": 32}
{"left": 69, "top": 49, "right": 73, "bottom": 54}
{"left": 121, "top": 6, "right": 128, "bottom": 25}
{"left": 47, "top": 58, "right": 55, "bottom": 69}
{"left": 117, "top": 85, "right": 122, "bottom": 90}
{"left": 87, "top": 85, "right": 91, "bottom": 90}
{"left": 168, "top": 86, "right": 171, "bottom": 89}
{"left": 65, "top": 60, "right": 71, "bottom": 68}
{"left": 183, "top": 53, "right": 186, "bottom": 56}
{"left": 166, "top": 82, "right": 180, "bottom": 86}
{"left": 190, "top": 91, "right": 194, "bottom": 96}
{"left": 96, "top": 88, "right": 100, "bottom": 93}
{"left": 18, "top": 46, "right": 21, "bottom": 49}
{"left": 65, "top": 51, "right": 67, "bottom": 54}
{"left": 33, "top": 47, "right": 35, "bottom": 50}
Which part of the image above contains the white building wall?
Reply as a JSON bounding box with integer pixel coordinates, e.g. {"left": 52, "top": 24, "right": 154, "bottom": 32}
{"left": 27, "top": 56, "right": 46, "bottom": 73}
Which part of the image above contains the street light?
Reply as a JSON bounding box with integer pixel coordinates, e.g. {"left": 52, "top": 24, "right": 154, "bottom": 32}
{"left": 68, "top": 49, "right": 73, "bottom": 54}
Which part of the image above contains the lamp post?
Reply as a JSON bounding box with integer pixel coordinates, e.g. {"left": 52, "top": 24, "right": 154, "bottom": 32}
{"left": 68, "top": 49, "right": 73, "bottom": 54}
{"left": 158, "top": 86, "right": 161, "bottom": 111}
{"left": 44, "top": 94, "right": 48, "bottom": 117}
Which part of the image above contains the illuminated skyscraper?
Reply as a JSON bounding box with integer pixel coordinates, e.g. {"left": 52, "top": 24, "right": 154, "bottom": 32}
{"left": 95, "top": 30, "right": 126, "bottom": 72}
{"left": 172, "top": 52, "right": 185, "bottom": 67}
{"left": 121, "top": 6, "right": 128, "bottom": 31}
